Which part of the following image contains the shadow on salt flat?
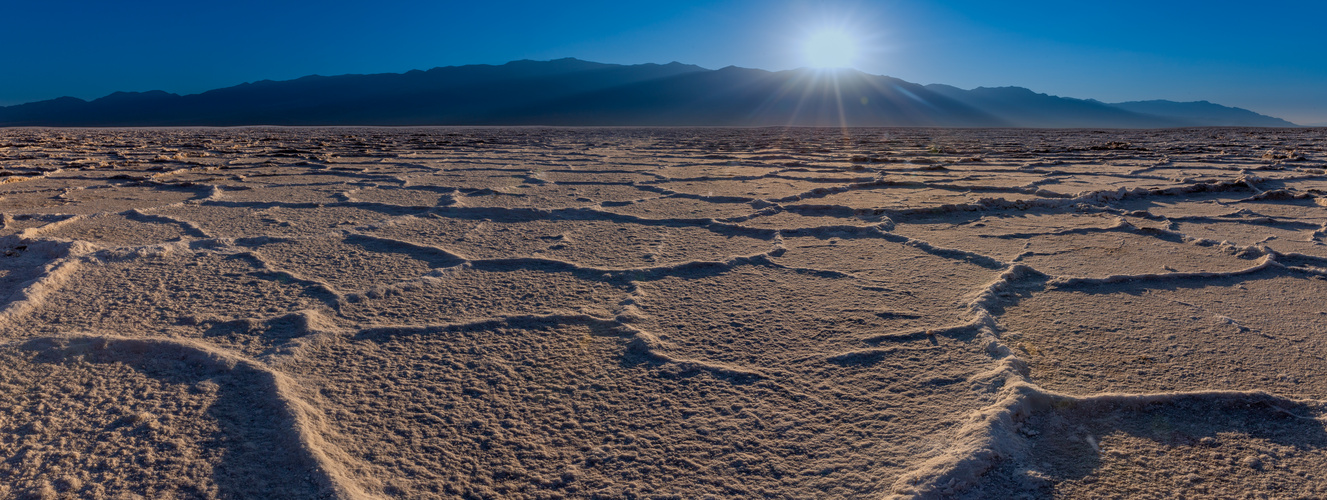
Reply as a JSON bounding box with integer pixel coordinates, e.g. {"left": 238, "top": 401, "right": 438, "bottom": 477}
{"left": 0, "top": 337, "right": 328, "bottom": 499}
{"left": 970, "top": 394, "right": 1327, "bottom": 499}
{"left": 0, "top": 238, "right": 64, "bottom": 311}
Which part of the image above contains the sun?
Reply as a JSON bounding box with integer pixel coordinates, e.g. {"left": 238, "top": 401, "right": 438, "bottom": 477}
{"left": 803, "top": 29, "right": 859, "bottom": 68}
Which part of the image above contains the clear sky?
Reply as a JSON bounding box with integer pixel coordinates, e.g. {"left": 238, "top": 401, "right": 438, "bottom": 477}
{"left": 5, "top": 0, "right": 1325, "bottom": 125}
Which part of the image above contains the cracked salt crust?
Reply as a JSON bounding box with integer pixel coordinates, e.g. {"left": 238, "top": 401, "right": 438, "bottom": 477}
{"left": 0, "top": 127, "right": 1324, "bottom": 498}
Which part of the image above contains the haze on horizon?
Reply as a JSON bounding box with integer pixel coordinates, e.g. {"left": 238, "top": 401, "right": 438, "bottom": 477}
{"left": 6, "top": 0, "right": 1326, "bottom": 125}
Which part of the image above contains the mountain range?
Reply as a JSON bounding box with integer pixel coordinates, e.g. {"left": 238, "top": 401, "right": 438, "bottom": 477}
{"left": 0, "top": 58, "right": 1299, "bottom": 128}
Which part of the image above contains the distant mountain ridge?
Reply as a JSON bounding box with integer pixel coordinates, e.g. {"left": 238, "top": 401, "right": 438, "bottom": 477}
{"left": 0, "top": 58, "right": 1299, "bottom": 128}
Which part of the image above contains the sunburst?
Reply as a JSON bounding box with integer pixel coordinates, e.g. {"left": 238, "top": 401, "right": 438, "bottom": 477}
{"left": 803, "top": 29, "right": 859, "bottom": 68}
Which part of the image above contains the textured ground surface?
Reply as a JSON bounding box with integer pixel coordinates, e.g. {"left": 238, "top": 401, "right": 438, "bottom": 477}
{"left": 0, "top": 127, "right": 1325, "bottom": 499}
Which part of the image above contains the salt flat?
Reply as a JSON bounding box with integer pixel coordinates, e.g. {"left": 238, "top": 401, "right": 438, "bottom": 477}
{"left": 0, "top": 127, "right": 1324, "bottom": 499}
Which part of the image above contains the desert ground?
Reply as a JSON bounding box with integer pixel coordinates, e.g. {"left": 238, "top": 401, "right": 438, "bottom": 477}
{"left": 0, "top": 126, "right": 1324, "bottom": 499}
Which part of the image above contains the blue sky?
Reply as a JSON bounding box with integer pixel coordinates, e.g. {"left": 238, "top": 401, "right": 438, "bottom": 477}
{"left": 5, "top": 0, "right": 1325, "bottom": 124}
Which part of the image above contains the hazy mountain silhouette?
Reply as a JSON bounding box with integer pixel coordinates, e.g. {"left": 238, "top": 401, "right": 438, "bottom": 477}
{"left": 0, "top": 58, "right": 1299, "bottom": 127}
{"left": 1109, "top": 100, "right": 1298, "bottom": 127}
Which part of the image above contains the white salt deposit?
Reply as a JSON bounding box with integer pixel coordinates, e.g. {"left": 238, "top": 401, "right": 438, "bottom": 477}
{"left": 0, "top": 127, "right": 1324, "bottom": 498}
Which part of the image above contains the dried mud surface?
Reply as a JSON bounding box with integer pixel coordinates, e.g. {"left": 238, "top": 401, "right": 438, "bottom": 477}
{"left": 0, "top": 126, "right": 1325, "bottom": 499}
